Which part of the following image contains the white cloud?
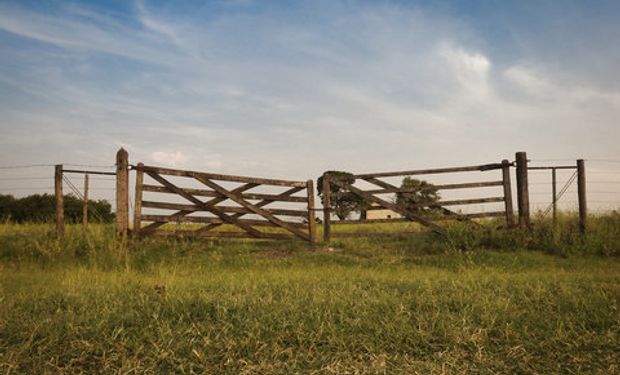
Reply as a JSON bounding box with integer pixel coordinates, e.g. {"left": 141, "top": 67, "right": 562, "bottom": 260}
{"left": 439, "top": 43, "right": 492, "bottom": 99}
{"left": 151, "top": 151, "right": 188, "bottom": 167}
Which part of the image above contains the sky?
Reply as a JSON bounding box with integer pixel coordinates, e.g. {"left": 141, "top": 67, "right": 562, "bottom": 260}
{"left": 0, "top": 0, "right": 619, "bottom": 211}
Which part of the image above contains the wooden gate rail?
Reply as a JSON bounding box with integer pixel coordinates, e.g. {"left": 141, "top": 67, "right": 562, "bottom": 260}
{"left": 322, "top": 160, "right": 515, "bottom": 241}
{"left": 133, "top": 164, "right": 316, "bottom": 244}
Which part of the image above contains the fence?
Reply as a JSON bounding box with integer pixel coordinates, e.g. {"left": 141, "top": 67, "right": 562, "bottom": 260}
{"left": 31, "top": 148, "right": 603, "bottom": 243}
{"left": 320, "top": 160, "right": 514, "bottom": 241}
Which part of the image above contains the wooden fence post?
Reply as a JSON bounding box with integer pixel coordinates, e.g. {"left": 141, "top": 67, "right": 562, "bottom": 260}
{"left": 133, "top": 163, "right": 144, "bottom": 238}
{"left": 116, "top": 148, "right": 129, "bottom": 237}
{"left": 55, "top": 164, "right": 64, "bottom": 239}
{"left": 552, "top": 168, "right": 557, "bottom": 224}
{"left": 515, "top": 152, "right": 530, "bottom": 228}
{"left": 322, "top": 174, "right": 331, "bottom": 243}
{"left": 306, "top": 179, "right": 317, "bottom": 246}
{"left": 577, "top": 159, "right": 587, "bottom": 233}
{"left": 83, "top": 174, "right": 89, "bottom": 231}
{"left": 501, "top": 159, "right": 514, "bottom": 228}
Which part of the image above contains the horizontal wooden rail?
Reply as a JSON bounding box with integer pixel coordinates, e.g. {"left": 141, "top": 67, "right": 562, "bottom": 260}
{"left": 352, "top": 163, "right": 504, "bottom": 179}
{"left": 62, "top": 169, "right": 116, "bottom": 176}
{"left": 137, "top": 165, "right": 306, "bottom": 187}
{"left": 329, "top": 231, "right": 423, "bottom": 238}
{"left": 411, "top": 196, "right": 505, "bottom": 208}
{"left": 332, "top": 181, "right": 504, "bottom": 197}
{"left": 141, "top": 201, "right": 308, "bottom": 217}
{"left": 141, "top": 214, "right": 308, "bottom": 228}
{"left": 142, "top": 185, "right": 307, "bottom": 202}
{"left": 330, "top": 211, "right": 505, "bottom": 225}
{"left": 151, "top": 231, "right": 295, "bottom": 240}
{"left": 528, "top": 166, "right": 576, "bottom": 170}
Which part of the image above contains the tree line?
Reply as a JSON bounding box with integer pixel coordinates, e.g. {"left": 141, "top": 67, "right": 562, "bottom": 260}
{"left": 0, "top": 194, "right": 114, "bottom": 223}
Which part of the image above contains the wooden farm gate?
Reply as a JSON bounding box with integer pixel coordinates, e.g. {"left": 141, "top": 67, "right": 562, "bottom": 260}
{"left": 133, "top": 164, "right": 317, "bottom": 243}
{"left": 321, "top": 160, "right": 514, "bottom": 240}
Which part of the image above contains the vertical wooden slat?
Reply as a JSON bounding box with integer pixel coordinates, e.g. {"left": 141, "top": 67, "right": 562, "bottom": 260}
{"left": 552, "top": 168, "right": 557, "bottom": 224}
{"left": 116, "top": 148, "right": 129, "bottom": 237}
{"left": 577, "top": 159, "right": 587, "bottom": 233}
{"left": 501, "top": 159, "right": 514, "bottom": 228}
{"left": 322, "top": 174, "right": 331, "bottom": 243}
{"left": 306, "top": 179, "right": 317, "bottom": 246}
{"left": 83, "top": 174, "right": 89, "bottom": 232}
{"left": 55, "top": 164, "right": 64, "bottom": 240}
{"left": 133, "top": 162, "right": 144, "bottom": 237}
{"left": 515, "top": 152, "right": 530, "bottom": 228}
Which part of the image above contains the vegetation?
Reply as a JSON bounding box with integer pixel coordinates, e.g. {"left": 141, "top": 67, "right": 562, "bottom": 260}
{"left": 1, "top": 213, "right": 619, "bottom": 373}
{"left": 0, "top": 194, "right": 114, "bottom": 223}
{"left": 395, "top": 177, "right": 441, "bottom": 215}
{"left": 317, "top": 171, "right": 365, "bottom": 220}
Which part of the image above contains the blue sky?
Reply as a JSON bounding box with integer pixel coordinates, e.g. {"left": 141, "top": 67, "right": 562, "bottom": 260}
{"left": 1, "top": 0, "right": 619, "bottom": 209}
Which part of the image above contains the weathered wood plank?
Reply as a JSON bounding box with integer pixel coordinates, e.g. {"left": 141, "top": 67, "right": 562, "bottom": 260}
{"left": 151, "top": 231, "right": 295, "bottom": 240}
{"left": 133, "top": 163, "right": 144, "bottom": 236}
{"left": 338, "top": 181, "right": 504, "bottom": 196}
{"left": 55, "top": 164, "right": 64, "bottom": 240}
{"left": 137, "top": 165, "right": 306, "bottom": 187}
{"left": 141, "top": 201, "right": 308, "bottom": 217}
{"left": 501, "top": 159, "right": 515, "bottom": 228}
{"left": 116, "top": 148, "right": 129, "bottom": 237}
{"left": 322, "top": 173, "right": 331, "bottom": 242}
{"left": 306, "top": 179, "right": 317, "bottom": 245}
{"left": 410, "top": 196, "right": 505, "bottom": 208}
{"left": 141, "top": 214, "right": 308, "bottom": 228}
{"left": 142, "top": 184, "right": 308, "bottom": 202}
{"left": 196, "top": 176, "right": 310, "bottom": 241}
{"left": 352, "top": 163, "right": 504, "bottom": 179}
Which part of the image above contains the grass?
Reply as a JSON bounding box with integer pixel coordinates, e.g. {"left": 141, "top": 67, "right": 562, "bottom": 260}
{"left": 1, "top": 214, "right": 620, "bottom": 374}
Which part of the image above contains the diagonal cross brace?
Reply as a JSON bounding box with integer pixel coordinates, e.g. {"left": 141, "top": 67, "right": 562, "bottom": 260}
{"left": 196, "top": 176, "right": 310, "bottom": 241}
{"left": 330, "top": 178, "right": 445, "bottom": 235}
{"left": 362, "top": 177, "right": 480, "bottom": 226}
{"left": 140, "top": 179, "right": 257, "bottom": 234}
{"left": 145, "top": 172, "right": 266, "bottom": 238}
{"left": 196, "top": 186, "right": 305, "bottom": 234}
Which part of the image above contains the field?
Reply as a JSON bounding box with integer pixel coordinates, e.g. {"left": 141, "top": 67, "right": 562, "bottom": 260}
{"left": 1, "top": 216, "right": 620, "bottom": 374}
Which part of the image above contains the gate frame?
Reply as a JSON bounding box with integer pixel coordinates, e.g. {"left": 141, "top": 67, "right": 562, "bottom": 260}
{"left": 132, "top": 164, "right": 317, "bottom": 244}
{"left": 321, "top": 161, "right": 515, "bottom": 241}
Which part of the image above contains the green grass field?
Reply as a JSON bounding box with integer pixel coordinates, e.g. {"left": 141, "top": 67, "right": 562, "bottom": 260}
{"left": 1, "top": 216, "right": 620, "bottom": 374}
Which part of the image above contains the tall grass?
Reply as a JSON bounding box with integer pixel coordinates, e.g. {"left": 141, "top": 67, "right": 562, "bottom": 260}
{"left": 1, "top": 213, "right": 619, "bottom": 373}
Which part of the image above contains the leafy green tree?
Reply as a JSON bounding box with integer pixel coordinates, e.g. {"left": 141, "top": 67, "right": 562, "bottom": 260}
{"left": 317, "top": 171, "right": 367, "bottom": 220}
{"left": 395, "top": 177, "right": 441, "bottom": 215}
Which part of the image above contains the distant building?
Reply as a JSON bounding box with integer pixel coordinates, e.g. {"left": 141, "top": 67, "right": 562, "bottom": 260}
{"left": 365, "top": 205, "right": 401, "bottom": 220}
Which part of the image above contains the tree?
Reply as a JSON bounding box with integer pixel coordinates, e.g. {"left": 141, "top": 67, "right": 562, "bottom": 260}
{"left": 395, "top": 177, "right": 441, "bottom": 216}
{"left": 317, "top": 171, "right": 366, "bottom": 220}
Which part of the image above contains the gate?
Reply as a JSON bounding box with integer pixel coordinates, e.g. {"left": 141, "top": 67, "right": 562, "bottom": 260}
{"left": 321, "top": 160, "right": 514, "bottom": 240}
{"left": 133, "top": 164, "right": 317, "bottom": 243}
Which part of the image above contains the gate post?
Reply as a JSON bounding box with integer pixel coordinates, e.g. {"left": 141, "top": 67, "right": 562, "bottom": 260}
{"left": 577, "top": 159, "right": 587, "bottom": 233}
{"left": 515, "top": 152, "right": 530, "bottom": 228}
{"left": 306, "top": 179, "right": 317, "bottom": 246}
{"left": 133, "top": 163, "right": 144, "bottom": 238}
{"left": 322, "top": 173, "right": 331, "bottom": 243}
{"left": 501, "top": 159, "right": 515, "bottom": 228}
{"left": 83, "top": 174, "right": 89, "bottom": 232}
{"left": 55, "top": 164, "right": 64, "bottom": 239}
{"left": 116, "top": 148, "right": 129, "bottom": 237}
